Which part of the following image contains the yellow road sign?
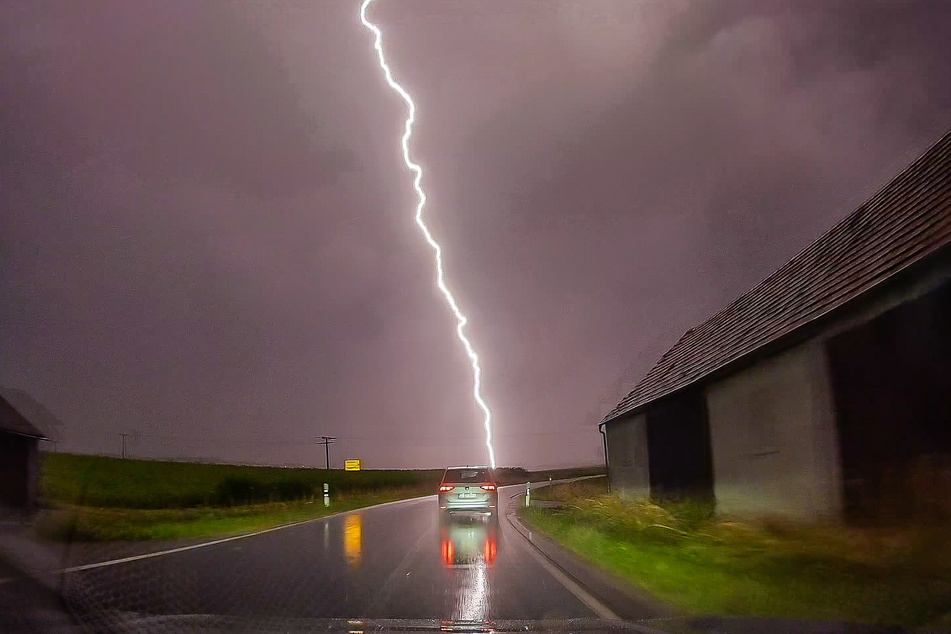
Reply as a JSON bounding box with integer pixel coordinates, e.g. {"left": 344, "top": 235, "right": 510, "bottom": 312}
{"left": 345, "top": 459, "right": 361, "bottom": 471}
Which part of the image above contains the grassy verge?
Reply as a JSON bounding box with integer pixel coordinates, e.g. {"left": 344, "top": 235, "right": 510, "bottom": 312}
{"left": 529, "top": 476, "right": 606, "bottom": 501}
{"left": 37, "top": 453, "right": 603, "bottom": 542}
{"left": 37, "top": 486, "right": 431, "bottom": 542}
{"left": 41, "top": 453, "right": 602, "bottom": 508}
{"left": 40, "top": 453, "right": 445, "bottom": 508}
{"left": 519, "top": 481, "right": 951, "bottom": 630}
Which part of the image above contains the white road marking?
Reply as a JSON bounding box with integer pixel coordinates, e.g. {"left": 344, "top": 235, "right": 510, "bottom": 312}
{"left": 58, "top": 472, "right": 665, "bottom": 631}
{"left": 500, "top": 476, "right": 620, "bottom": 620}
{"left": 58, "top": 475, "right": 604, "bottom": 582}
{"left": 520, "top": 538, "right": 619, "bottom": 620}
{"left": 60, "top": 494, "right": 435, "bottom": 573}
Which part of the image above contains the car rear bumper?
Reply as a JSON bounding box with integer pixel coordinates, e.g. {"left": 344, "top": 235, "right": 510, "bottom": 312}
{"left": 444, "top": 503, "right": 495, "bottom": 512}
{"left": 439, "top": 494, "right": 498, "bottom": 512}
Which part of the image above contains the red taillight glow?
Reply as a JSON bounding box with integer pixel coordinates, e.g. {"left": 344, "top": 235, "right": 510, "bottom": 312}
{"left": 439, "top": 485, "right": 454, "bottom": 492}
{"left": 483, "top": 538, "right": 497, "bottom": 564}
{"left": 441, "top": 540, "right": 454, "bottom": 565}
{"left": 480, "top": 484, "right": 496, "bottom": 491}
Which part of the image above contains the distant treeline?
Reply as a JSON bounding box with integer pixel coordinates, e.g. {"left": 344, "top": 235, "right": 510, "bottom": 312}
{"left": 40, "top": 454, "right": 603, "bottom": 509}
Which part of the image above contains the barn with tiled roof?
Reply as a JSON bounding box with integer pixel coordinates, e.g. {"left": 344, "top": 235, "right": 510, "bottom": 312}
{"left": 0, "top": 393, "right": 48, "bottom": 510}
{"left": 600, "top": 128, "right": 951, "bottom": 521}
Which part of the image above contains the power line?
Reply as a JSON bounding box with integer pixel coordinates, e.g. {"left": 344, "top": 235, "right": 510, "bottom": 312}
{"left": 316, "top": 436, "right": 335, "bottom": 470}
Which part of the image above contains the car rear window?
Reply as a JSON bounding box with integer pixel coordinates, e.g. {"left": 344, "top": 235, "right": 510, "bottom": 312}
{"left": 443, "top": 468, "right": 491, "bottom": 483}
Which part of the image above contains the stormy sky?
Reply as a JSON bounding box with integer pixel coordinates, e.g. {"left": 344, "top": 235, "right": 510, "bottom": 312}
{"left": 2, "top": 1, "right": 949, "bottom": 469}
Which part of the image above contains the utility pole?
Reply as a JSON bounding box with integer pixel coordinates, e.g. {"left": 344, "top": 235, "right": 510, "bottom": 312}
{"left": 119, "top": 433, "right": 131, "bottom": 459}
{"left": 316, "top": 436, "right": 335, "bottom": 470}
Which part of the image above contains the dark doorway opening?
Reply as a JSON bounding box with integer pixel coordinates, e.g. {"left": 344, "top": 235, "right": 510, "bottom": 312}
{"left": 0, "top": 433, "right": 35, "bottom": 508}
{"left": 645, "top": 389, "right": 714, "bottom": 500}
{"left": 827, "top": 278, "right": 951, "bottom": 522}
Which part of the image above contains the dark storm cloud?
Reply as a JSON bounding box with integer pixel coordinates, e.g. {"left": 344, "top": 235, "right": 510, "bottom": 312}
{"left": 379, "top": 0, "right": 951, "bottom": 460}
{"left": 2, "top": 0, "right": 949, "bottom": 468}
{"left": 2, "top": 1, "right": 356, "bottom": 196}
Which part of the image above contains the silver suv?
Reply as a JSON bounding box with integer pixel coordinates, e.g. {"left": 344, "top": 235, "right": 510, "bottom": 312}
{"left": 437, "top": 466, "right": 498, "bottom": 516}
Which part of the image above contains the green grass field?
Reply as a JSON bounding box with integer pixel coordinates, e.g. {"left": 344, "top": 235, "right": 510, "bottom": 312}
{"left": 41, "top": 453, "right": 444, "bottom": 508}
{"left": 37, "top": 453, "right": 602, "bottom": 541}
{"left": 520, "top": 480, "right": 951, "bottom": 630}
{"left": 41, "top": 453, "right": 602, "bottom": 509}
{"left": 37, "top": 487, "right": 431, "bottom": 541}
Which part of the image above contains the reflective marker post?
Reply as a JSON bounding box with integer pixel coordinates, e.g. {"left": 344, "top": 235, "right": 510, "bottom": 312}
{"left": 323, "top": 483, "right": 330, "bottom": 507}
{"left": 525, "top": 481, "right": 531, "bottom": 507}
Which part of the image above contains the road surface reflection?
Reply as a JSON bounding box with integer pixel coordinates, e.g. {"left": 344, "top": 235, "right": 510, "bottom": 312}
{"left": 439, "top": 514, "right": 500, "bottom": 621}
{"left": 439, "top": 516, "right": 499, "bottom": 569}
{"left": 344, "top": 513, "right": 362, "bottom": 568}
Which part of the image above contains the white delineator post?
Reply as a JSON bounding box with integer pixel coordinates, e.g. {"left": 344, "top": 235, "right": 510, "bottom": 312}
{"left": 323, "top": 483, "right": 330, "bottom": 507}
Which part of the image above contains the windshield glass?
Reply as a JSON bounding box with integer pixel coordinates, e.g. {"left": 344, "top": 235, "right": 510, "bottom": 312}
{"left": 443, "top": 468, "right": 492, "bottom": 483}
{"left": 2, "top": 1, "right": 950, "bottom": 633}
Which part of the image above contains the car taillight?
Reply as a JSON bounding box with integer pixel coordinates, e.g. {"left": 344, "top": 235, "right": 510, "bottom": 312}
{"left": 439, "top": 485, "right": 454, "bottom": 492}
{"left": 481, "top": 484, "right": 496, "bottom": 491}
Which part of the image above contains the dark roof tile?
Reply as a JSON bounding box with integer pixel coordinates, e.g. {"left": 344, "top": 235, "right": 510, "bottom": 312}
{"left": 0, "top": 395, "right": 48, "bottom": 439}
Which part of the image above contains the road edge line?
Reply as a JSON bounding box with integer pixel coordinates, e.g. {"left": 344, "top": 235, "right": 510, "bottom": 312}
{"left": 503, "top": 477, "right": 621, "bottom": 620}
{"left": 517, "top": 518, "right": 620, "bottom": 620}
{"left": 505, "top": 478, "right": 676, "bottom": 632}
{"left": 60, "top": 494, "right": 436, "bottom": 573}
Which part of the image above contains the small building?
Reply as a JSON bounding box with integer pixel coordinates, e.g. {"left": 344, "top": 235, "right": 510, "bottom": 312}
{"left": 601, "top": 129, "right": 951, "bottom": 522}
{"left": 0, "top": 395, "right": 48, "bottom": 510}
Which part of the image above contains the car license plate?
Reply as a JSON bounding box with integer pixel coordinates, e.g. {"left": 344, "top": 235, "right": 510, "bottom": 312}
{"left": 458, "top": 492, "right": 477, "bottom": 499}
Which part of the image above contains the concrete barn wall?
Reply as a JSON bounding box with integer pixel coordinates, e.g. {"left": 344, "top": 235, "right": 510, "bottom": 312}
{"left": 606, "top": 413, "right": 649, "bottom": 498}
{"left": 26, "top": 438, "right": 39, "bottom": 510}
{"left": 705, "top": 341, "right": 842, "bottom": 520}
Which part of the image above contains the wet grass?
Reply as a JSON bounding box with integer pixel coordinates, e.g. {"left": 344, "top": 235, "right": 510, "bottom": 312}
{"left": 37, "top": 453, "right": 602, "bottom": 541}
{"left": 519, "top": 481, "right": 951, "bottom": 630}
{"left": 40, "top": 453, "right": 602, "bottom": 509}
{"left": 40, "top": 453, "right": 444, "bottom": 509}
{"left": 529, "top": 477, "right": 608, "bottom": 502}
{"left": 37, "top": 486, "right": 431, "bottom": 542}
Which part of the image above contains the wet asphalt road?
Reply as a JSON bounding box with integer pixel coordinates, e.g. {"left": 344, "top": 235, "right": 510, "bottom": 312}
{"left": 62, "top": 485, "right": 599, "bottom": 624}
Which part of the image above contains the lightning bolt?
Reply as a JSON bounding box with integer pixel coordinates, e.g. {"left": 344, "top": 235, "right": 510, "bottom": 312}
{"left": 360, "top": 0, "right": 497, "bottom": 468}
